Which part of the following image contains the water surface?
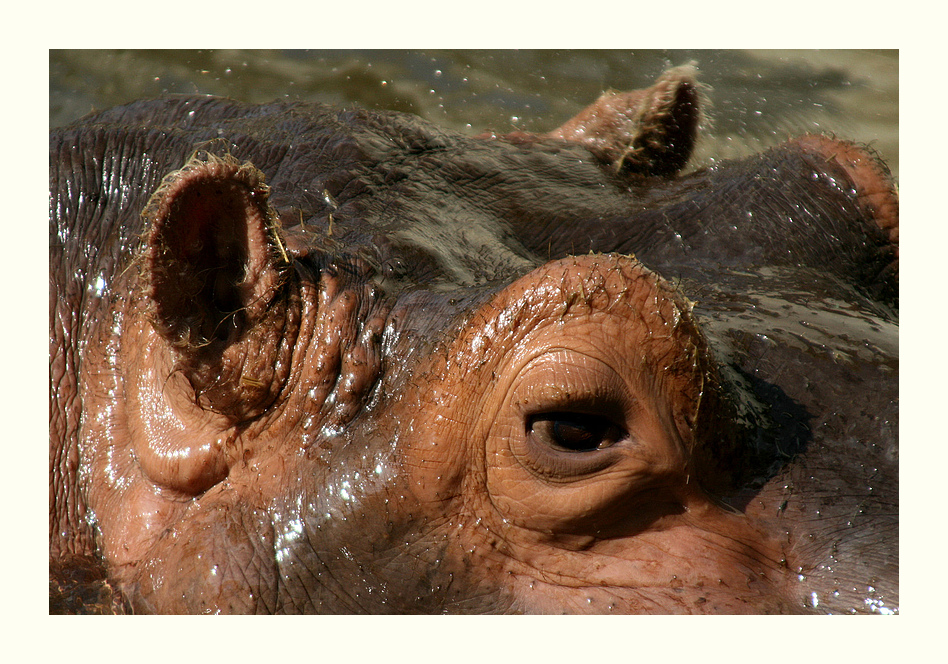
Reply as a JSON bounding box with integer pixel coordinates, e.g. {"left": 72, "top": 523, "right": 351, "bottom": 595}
{"left": 49, "top": 49, "right": 898, "bottom": 178}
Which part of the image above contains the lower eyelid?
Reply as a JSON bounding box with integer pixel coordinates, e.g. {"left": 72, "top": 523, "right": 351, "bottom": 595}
{"left": 521, "top": 441, "right": 622, "bottom": 480}
{"left": 517, "top": 415, "right": 627, "bottom": 480}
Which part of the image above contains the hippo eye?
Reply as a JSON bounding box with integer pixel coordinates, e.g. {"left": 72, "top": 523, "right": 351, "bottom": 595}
{"left": 528, "top": 412, "right": 624, "bottom": 453}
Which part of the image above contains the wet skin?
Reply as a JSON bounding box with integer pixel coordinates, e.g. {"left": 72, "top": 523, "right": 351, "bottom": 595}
{"left": 49, "top": 67, "right": 898, "bottom": 614}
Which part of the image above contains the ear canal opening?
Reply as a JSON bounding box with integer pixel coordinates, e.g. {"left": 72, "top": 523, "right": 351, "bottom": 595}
{"left": 145, "top": 154, "right": 282, "bottom": 353}
{"left": 160, "top": 182, "right": 251, "bottom": 347}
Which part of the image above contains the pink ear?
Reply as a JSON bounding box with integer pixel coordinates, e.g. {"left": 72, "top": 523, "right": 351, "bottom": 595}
{"left": 546, "top": 65, "right": 701, "bottom": 177}
{"left": 142, "top": 152, "right": 293, "bottom": 420}
{"left": 144, "top": 152, "right": 286, "bottom": 351}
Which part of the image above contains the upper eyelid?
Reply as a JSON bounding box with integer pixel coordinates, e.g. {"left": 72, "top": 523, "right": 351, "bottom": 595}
{"left": 516, "top": 350, "right": 623, "bottom": 381}
{"left": 512, "top": 368, "right": 628, "bottom": 409}
{"left": 520, "top": 397, "right": 627, "bottom": 419}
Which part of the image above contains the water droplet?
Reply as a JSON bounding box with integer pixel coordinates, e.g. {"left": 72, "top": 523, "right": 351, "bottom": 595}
{"left": 90, "top": 274, "right": 106, "bottom": 297}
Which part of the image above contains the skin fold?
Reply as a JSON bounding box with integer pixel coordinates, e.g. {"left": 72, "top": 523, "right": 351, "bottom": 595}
{"left": 49, "top": 67, "right": 897, "bottom": 614}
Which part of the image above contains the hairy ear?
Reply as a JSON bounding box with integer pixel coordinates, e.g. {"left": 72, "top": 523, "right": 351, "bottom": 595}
{"left": 142, "top": 152, "right": 295, "bottom": 420}
{"left": 546, "top": 65, "right": 701, "bottom": 177}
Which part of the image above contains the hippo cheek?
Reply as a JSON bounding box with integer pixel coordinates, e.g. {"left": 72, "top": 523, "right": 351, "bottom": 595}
{"left": 401, "top": 254, "right": 791, "bottom": 613}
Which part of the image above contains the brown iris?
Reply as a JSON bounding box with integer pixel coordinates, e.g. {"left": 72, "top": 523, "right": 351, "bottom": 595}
{"left": 528, "top": 412, "right": 624, "bottom": 453}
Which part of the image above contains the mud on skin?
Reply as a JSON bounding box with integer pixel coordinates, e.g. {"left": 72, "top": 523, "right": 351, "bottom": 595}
{"left": 49, "top": 65, "right": 898, "bottom": 614}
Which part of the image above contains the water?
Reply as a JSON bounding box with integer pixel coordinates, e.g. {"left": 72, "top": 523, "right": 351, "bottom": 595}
{"left": 48, "top": 49, "right": 898, "bottom": 178}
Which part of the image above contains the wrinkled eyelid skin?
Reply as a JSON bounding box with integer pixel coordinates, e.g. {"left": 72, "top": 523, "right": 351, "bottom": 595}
{"left": 498, "top": 350, "right": 680, "bottom": 484}
{"left": 506, "top": 347, "right": 638, "bottom": 426}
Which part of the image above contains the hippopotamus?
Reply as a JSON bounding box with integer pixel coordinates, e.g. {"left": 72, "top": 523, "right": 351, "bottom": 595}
{"left": 49, "top": 65, "right": 898, "bottom": 614}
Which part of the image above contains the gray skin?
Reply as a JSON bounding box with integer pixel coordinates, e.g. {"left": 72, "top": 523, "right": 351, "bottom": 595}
{"left": 49, "top": 67, "right": 897, "bottom": 614}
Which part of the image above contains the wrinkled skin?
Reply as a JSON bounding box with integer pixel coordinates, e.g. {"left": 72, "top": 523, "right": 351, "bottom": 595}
{"left": 49, "top": 66, "right": 898, "bottom": 614}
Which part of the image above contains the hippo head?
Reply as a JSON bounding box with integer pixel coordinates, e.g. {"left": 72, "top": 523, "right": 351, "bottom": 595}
{"left": 49, "top": 66, "right": 898, "bottom": 614}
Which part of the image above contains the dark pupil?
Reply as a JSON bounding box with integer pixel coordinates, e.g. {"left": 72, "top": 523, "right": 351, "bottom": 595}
{"left": 538, "top": 412, "right": 614, "bottom": 452}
